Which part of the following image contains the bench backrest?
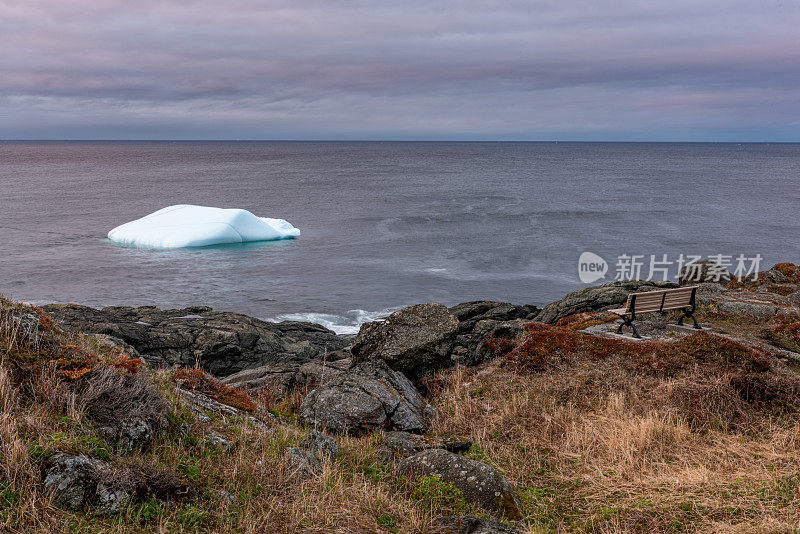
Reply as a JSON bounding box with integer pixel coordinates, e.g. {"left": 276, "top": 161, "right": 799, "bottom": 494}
{"left": 620, "top": 286, "right": 698, "bottom": 314}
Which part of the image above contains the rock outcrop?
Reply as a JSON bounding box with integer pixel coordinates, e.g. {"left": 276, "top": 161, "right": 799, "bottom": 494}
{"left": 447, "top": 301, "right": 538, "bottom": 330}
{"left": 298, "top": 361, "right": 436, "bottom": 435}
{"left": 534, "top": 279, "right": 678, "bottom": 324}
{"left": 351, "top": 303, "right": 459, "bottom": 380}
{"left": 43, "top": 304, "right": 350, "bottom": 377}
{"left": 397, "top": 448, "right": 523, "bottom": 520}
{"left": 447, "top": 302, "right": 538, "bottom": 367}
{"left": 351, "top": 302, "right": 539, "bottom": 379}
{"left": 222, "top": 356, "right": 351, "bottom": 394}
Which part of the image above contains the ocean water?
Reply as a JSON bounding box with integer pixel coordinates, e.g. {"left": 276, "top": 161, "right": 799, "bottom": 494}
{"left": 1, "top": 141, "right": 798, "bottom": 333}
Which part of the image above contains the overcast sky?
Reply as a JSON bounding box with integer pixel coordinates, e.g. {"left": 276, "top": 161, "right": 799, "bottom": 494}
{"left": 1, "top": 0, "right": 799, "bottom": 140}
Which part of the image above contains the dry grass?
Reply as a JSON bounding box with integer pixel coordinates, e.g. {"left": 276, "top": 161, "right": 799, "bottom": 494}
{"left": 427, "top": 352, "right": 800, "bottom": 533}
{"left": 3, "top": 294, "right": 800, "bottom": 533}
{"left": 0, "top": 298, "right": 466, "bottom": 533}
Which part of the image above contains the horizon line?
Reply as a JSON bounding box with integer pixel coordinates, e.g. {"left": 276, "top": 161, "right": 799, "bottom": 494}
{"left": 1, "top": 139, "right": 799, "bottom": 144}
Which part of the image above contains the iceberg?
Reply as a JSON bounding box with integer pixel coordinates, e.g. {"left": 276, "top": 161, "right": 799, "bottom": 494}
{"left": 107, "top": 205, "right": 300, "bottom": 249}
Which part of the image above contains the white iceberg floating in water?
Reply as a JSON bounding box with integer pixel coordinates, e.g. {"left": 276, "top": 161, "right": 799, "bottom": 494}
{"left": 107, "top": 204, "right": 300, "bottom": 249}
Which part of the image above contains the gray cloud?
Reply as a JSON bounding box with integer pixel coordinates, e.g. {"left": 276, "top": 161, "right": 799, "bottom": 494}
{"left": 1, "top": 0, "right": 798, "bottom": 139}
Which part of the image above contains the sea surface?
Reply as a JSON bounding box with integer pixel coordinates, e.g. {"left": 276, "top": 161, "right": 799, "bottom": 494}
{"left": 1, "top": 141, "right": 798, "bottom": 333}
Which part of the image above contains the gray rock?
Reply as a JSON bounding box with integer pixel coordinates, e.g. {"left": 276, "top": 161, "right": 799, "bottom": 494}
{"left": 463, "top": 320, "right": 526, "bottom": 367}
{"left": 377, "top": 431, "right": 428, "bottom": 463}
{"left": 43, "top": 304, "right": 351, "bottom": 377}
{"left": 753, "top": 266, "right": 794, "bottom": 285}
{"left": 397, "top": 449, "right": 523, "bottom": 520}
{"left": 247, "top": 416, "right": 273, "bottom": 431}
{"left": 433, "top": 515, "right": 522, "bottom": 534}
{"left": 95, "top": 482, "right": 133, "bottom": 515}
{"left": 449, "top": 301, "right": 538, "bottom": 332}
{"left": 377, "top": 431, "right": 472, "bottom": 464}
{"left": 678, "top": 259, "right": 732, "bottom": 286}
{"left": 43, "top": 453, "right": 104, "bottom": 511}
{"left": 220, "top": 361, "right": 299, "bottom": 393}
{"left": 446, "top": 302, "right": 539, "bottom": 367}
{"left": 715, "top": 299, "right": 778, "bottom": 318}
{"left": 351, "top": 303, "right": 459, "bottom": 380}
{"left": 8, "top": 310, "right": 44, "bottom": 346}
{"left": 96, "top": 417, "right": 156, "bottom": 455}
{"left": 300, "top": 431, "right": 338, "bottom": 461}
{"left": 285, "top": 447, "right": 322, "bottom": 478}
{"left": 219, "top": 489, "right": 237, "bottom": 505}
{"left": 43, "top": 453, "right": 132, "bottom": 514}
{"left": 535, "top": 279, "right": 678, "bottom": 324}
{"left": 180, "top": 389, "right": 240, "bottom": 418}
{"left": 222, "top": 356, "right": 351, "bottom": 394}
{"left": 296, "top": 357, "right": 351, "bottom": 388}
{"left": 298, "top": 361, "right": 436, "bottom": 435}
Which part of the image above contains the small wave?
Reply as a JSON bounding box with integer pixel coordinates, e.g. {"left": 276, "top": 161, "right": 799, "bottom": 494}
{"left": 270, "top": 307, "right": 400, "bottom": 335}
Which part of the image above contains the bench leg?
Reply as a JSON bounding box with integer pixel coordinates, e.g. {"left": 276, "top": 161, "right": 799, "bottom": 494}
{"left": 677, "top": 308, "right": 702, "bottom": 330}
{"left": 617, "top": 315, "right": 641, "bottom": 339}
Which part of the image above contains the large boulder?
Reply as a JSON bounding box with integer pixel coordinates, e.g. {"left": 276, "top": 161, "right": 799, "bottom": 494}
{"left": 351, "top": 304, "right": 459, "bottom": 380}
{"left": 453, "top": 319, "right": 527, "bottom": 368}
{"left": 43, "top": 304, "right": 350, "bottom": 377}
{"left": 298, "top": 361, "right": 436, "bottom": 435}
{"left": 534, "top": 280, "right": 677, "bottom": 324}
{"left": 398, "top": 448, "right": 523, "bottom": 520}
{"left": 43, "top": 453, "right": 133, "bottom": 514}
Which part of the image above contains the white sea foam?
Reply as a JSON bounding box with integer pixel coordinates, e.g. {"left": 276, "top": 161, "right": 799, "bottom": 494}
{"left": 271, "top": 307, "right": 400, "bottom": 335}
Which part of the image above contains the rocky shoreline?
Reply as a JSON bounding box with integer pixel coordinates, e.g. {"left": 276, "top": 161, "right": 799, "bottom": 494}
{"left": 5, "top": 260, "right": 800, "bottom": 532}
{"left": 42, "top": 261, "right": 800, "bottom": 392}
{"left": 42, "top": 300, "right": 539, "bottom": 390}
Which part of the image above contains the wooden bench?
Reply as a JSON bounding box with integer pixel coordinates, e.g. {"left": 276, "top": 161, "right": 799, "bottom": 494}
{"left": 609, "top": 286, "right": 701, "bottom": 338}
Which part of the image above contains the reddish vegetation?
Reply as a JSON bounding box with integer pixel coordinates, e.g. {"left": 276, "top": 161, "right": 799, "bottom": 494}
{"left": 54, "top": 348, "right": 142, "bottom": 380}
{"left": 555, "top": 311, "right": 616, "bottom": 330}
{"left": 172, "top": 368, "right": 256, "bottom": 411}
{"left": 483, "top": 323, "right": 800, "bottom": 418}
{"left": 27, "top": 304, "right": 54, "bottom": 330}
{"left": 493, "top": 323, "right": 772, "bottom": 376}
{"left": 761, "top": 315, "right": 800, "bottom": 353}
{"left": 6, "top": 304, "right": 144, "bottom": 380}
{"left": 773, "top": 262, "right": 800, "bottom": 281}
